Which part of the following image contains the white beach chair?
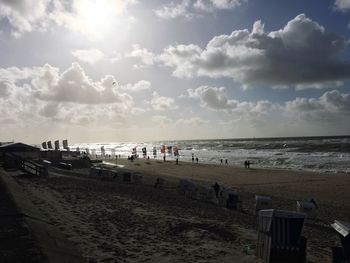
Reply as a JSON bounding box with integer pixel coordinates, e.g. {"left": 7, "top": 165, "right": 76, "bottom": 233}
{"left": 331, "top": 220, "right": 350, "bottom": 263}
{"left": 256, "top": 209, "right": 307, "bottom": 263}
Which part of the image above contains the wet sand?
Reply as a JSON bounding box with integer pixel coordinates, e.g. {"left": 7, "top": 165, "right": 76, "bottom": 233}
{"left": 2, "top": 158, "right": 350, "bottom": 262}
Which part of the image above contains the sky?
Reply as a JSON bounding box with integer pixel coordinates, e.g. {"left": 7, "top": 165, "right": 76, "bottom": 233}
{"left": 0, "top": 0, "right": 350, "bottom": 144}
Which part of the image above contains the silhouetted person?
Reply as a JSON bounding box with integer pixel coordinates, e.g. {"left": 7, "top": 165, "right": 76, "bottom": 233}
{"left": 163, "top": 155, "right": 166, "bottom": 162}
{"left": 220, "top": 159, "right": 223, "bottom": 165}
{"left": 154, "top": 177, "right": 161, "bottom": 188}
{"left": 196, "top": 157, "right": 199, "bottom": 164}
{"left": 244, "top": 160, "right": 247, "bottom": 168}
{"left": 192, "top": 153, "right": 194, "bottom": 163}
{"left": 176, "top": 158, "right": 179, "bottom": 165}
{"left": 213, "top": 182, "right": 220, "bottom": 198}
{"left": 225, "top": 159, "right": 228, "bottom": 165}
{"left": 247, "top": 160, "right": 250, "bottom": 168}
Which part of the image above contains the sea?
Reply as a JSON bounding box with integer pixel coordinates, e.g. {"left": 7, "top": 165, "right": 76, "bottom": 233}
{"left": 70, "top": 136, "right": 350, "bottom": 175}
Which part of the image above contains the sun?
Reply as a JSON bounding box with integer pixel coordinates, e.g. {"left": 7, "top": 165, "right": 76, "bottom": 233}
{"left": 74, "top": 0, "right": 122, "bottom": 39}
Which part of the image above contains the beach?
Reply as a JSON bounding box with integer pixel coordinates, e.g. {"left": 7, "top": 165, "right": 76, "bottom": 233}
{"left": 1, "top": 158, "right": 350, "bottom": 262}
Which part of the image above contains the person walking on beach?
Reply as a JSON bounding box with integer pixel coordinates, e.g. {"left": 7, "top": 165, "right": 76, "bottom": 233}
{"left": 212, "top": 182, "right": 220, "bottom": 198}
{"left": 192, "top": 153, "right": 194, "bottom": 163}
{"left": 196, "top": 157, "right": 199, "bottom": 164}
{"left": 176, "top": 157, "right": 179, "bottom": 165}
{"left": 247, "top": 160, "right": 250, "bottom": 168}
{"left": 244, "top": 160, "right": 247, "bottom": 168}
{"left": 225, "top": 159, "right": 228, "bottom": 165}
{"left": 220, "top": 159, "right": 223, "bottom": 165}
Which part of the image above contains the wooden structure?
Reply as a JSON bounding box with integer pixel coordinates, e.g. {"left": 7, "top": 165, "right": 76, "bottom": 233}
{"left": 0, "top": 142, "right": 40, "bottom": 163}
{"left": 3, "top": 152, "right": 47, "bottom": 176}
{"left": 256, "top": 209, "right": 307, "bottom": 263}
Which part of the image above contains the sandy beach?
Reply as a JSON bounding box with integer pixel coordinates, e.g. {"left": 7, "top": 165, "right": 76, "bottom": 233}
{"left": 2, "top": 158, "right": 350, "bottom": 262}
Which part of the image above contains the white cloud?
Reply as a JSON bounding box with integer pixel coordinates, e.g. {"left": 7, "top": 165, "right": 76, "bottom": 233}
{"left": 159, "top": 44, "right": 202, "bottom": 78}
{"left": 120, "top": 80, "right": 151, "bottom": 92}
{"left": 0, "top": 0, "right": 137, "bottom": 38}
{"left": 154, "top": 0, "right": 246, "bottom": 19}
{"left": 0, "top": 0, "right": 50, "bottom": 37}
{"left": 184, "top": 86, "right": 238, "bottom": 109}
{"left": 159, "top": 14, "right": 350, "bottom": 88}
{"left": 151, "top": 115, "right": 208, "bottom": 127}
{"left": 34, "top": 63, "right": 133, "bottom": 104}
{"left": 175, "top": 117, "right": 209, "bottom": 126}
{"left": 183, "top": 86, "right": 275, "bottom": 122}
{"left": 334, "top": 0, "right": 350, "bottom": 11}
{"left": 285, "top": 90, "right": 350, "bottom": 123}
{"left": 39, "top": 102, "right": 59, "bottom": 117}
{"left": 149, "top": 91, "right": 178, "bottom": 111}
{"left": 72, "top": 48, "right": 105, "bottom": 64}
{"left": 0, "top": 62, "right": 138, "bottom": 130}
{"left": 151, "top": 115, "right": 172, "bottom": 125}
{"left": 127, "top": 44, "right": 156, "bottom": 67}
{"left": 154, "top": 0, "right": 192, "bottom": 20}
{"left": 194, "top": 0, "right": 244, "bottom": 12}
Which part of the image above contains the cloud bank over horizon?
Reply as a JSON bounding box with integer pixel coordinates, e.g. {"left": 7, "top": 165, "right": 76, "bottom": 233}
{"left": 0, "top": 0, "right": 349, "bottom": 142}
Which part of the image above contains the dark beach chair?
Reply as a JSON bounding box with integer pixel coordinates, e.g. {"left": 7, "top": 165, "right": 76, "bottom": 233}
{"left": 331, "top": 220, "right": 350, "bottom": 263}
{"left": 122, "top": 172, "right": 132, "bottom": 182}
{"left": 256, "top": 209, "right": 307, "bottom": 263}
{"left": 221, "top": 188, "right": 240, "bottom": 210}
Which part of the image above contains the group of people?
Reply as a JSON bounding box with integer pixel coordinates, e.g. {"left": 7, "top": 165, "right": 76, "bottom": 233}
{"left": 220, "top": 159, "right": 228, "bottom": 165}
{"left": 191, "top": 153, "right": 199, "bottom": 163}
{"left": 244, "top": 160, "right": 251, "bottom": 168}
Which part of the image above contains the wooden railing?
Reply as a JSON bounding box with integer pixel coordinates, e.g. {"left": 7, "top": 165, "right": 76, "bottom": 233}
{"left": 4, "top": 152, "right": 47, "bottom": 176}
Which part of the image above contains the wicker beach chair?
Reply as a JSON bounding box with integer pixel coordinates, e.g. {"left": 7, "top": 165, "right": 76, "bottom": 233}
{"left": 331, "top": 220, "right": 350, "bottom": 263}
{"left": 256, "top": 209, "right": 307, "bottom": 263}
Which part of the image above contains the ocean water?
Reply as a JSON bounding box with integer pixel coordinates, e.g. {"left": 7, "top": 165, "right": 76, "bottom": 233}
{"left": 70, "top": 136, "right": 350, "bottom": 174}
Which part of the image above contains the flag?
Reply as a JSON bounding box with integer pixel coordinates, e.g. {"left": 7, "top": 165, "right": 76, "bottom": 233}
{"left": 47, "top": 141, "right": 53, "bottom": 149}
{"left": 54, "top": 140, "right": 60, "bottom": 150}
{"left": 63, "top": 139, "right": 68, "bottom": 149}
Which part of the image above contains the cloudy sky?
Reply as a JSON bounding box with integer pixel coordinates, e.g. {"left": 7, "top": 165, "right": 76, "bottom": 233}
{"left": 0, "top": 0, "right": 350, "bottom": 143}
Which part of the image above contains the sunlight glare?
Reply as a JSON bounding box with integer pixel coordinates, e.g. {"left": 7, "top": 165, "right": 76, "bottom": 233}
{"left": 74, "top": 0, "right": 122, "bottom": 39}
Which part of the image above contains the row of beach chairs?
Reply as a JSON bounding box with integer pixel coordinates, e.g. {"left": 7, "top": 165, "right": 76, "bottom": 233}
{"left": 89, "top": 166, "right": 143, "bottom": 184}
{"left": 177, "top": 179, "right": 349, "bottom": 262}
{"left": 87, "top": 170, "right": 349, "bottom": 262}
